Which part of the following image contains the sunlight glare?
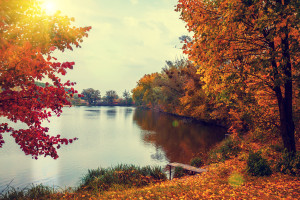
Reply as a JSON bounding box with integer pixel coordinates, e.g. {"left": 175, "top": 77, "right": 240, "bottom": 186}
{"left": 40, "top": 0, "right": 57, "bottom": 15}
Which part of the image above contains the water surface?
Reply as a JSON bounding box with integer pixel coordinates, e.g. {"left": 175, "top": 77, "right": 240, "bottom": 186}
{"left": 0, "top": 106, "right": 226, "bottom": 191}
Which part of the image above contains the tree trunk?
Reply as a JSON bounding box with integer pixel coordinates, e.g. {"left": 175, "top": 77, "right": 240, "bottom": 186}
{"left": 279, "top": 25, "right": 296, "bottom": 153}
{"left": 267, "top": 12, "right": 296, "bottom": 152}
{"left": 277, "top": 96, "right": 296, "bottom": 153}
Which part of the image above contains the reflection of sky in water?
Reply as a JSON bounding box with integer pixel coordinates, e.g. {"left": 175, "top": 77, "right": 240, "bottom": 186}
{"left": 0, "top": 106, "right": 225, "bottom": 191}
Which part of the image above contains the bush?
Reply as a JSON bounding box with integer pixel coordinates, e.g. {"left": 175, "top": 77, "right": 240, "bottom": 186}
{"left": 275, "top": 151, "right": 300, "bottom": 176}
{"left": 270, "top": 143, "right": 284, "bottom": 152}
{"left": 173, "top": 167, "right": 187, "bottom": 178}
{"left": 190, "top": 157, "right": 203, "bottom": 168}
{"left": 209, "top": 137, "right": 241, "bottom": 162}
{"left": 79, "top": 164, "right": 166, "bottom": 192}
{"left": 247, "top": 151, "right": 272, "bottom": 176}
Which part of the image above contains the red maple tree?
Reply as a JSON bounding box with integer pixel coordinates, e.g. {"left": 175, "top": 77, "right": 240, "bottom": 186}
{"left": 0, "top": 0, "right": 91, "bottom": 159}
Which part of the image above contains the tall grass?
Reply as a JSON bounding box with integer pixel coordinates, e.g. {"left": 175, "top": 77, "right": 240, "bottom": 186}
{"left": 0, "top": 184, "right": 55, "bottom": 200}
{"left": 0, "top": 164, "right": 166, "bottom": 199}
{"left": 78, "top": 164, "right": 166, "bottom": 192}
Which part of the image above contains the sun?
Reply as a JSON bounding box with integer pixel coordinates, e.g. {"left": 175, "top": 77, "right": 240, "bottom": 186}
{"left": 40, "top": 0, "right": 57, "bottom": 15}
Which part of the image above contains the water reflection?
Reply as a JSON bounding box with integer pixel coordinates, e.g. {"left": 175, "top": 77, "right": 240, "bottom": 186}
{"left": 150, "top": 148, "right": 166, "bottom": 161}
{"left": 133, "top": 109, "right": 226, "bottom": 164}
{"left": 106, "top": 108, "right": 117, "bottom": 118}
{"left": 84, "top": 109, "right": 101, "bottom": 119}
{"left": 0, "top": 106, "right": 225, "bottom": 191}
{"left": 124, "top": 108, "right": 133, "bottom": 118}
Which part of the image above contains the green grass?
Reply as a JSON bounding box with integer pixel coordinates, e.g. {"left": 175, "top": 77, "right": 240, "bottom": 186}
{"left": 0, "top": 184, "right": 56, "bottom": 200}
{"left": 0, "top": 164, "right": 166, "bottom": 199}
{"left": 78, "top": 164, "right": 166, "bottom": 192}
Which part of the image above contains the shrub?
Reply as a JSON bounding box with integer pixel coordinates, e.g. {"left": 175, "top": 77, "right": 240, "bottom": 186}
{"left": 190, "top": 157, "right": 203, "bottom": 168}
{"left": 275, "top": 151, "right": 300, "bottom": 176}
{"left": 173, "top": 167, "right": 187, "bottom": 178}
{"left": 209, "top": 137, "right": 241, "bottom": 162}
{"left": 247, "top": 151, "right": 272, "bottom": 176}
{"left": 270, "top": 143, "right": 284, "bottom": 152}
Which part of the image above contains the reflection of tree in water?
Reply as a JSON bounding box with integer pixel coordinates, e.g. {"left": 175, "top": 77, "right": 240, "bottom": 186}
{"left": 84, "top": 110, "right": 101, "bottom": 118}
{"left": 133, "top": 109, "right": 226, "bottom": 164}
{"left": 106, "top": 109, "right": 116, "bottom": 118}
{"left": 150, "top": 147, "right": 165, "bottom": 162}
{"left": 124, "top": 108, "right": 133, "bottom": 118}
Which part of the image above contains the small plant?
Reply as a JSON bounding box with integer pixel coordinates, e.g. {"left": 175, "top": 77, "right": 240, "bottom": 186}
{"left": 208, "top": 137, "right": 241, "bottom": 163}
{"left": 190, "top": 157, "right": 203, "bottom": 168}
{"left": 275, "top": 150, "right": 300, "bottom": 176}
{"left": 228, "top": 172, "right": 244, "bottom": 188}
{"left": 173, "top": 167, "right": 187, "bottom": 178}
{"left": 247, "top": 151, "right": 272, "bottom": 176}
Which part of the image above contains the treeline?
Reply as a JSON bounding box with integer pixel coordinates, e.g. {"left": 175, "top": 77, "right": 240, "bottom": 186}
{"left": 34, "top": 82, "right": 133, "bottom": 106}
{"left": 132, "top": 59, "right": 228, "bottom": 125}
{"left": 71, "top": 89, "right": 133, "bottom": 106}
{"left": 132, "top": 57, "right": 300, "bottom": 147}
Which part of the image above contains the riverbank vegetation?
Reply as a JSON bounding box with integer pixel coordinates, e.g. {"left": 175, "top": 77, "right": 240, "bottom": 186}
{"left": 1, "top": 147, "right": 300, "bottom": 199}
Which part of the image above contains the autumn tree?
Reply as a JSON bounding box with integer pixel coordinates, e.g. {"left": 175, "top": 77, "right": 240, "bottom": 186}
{"left": 81, "top": 88, "right": 101, "bottom": 106}
{"left": 157, "top": 59, "right": 192, "bottom": 113}
{"left": 132, "top": 73, "right": 162, "bottom": 107}
{"left": 0, "top": 0, "right": 91, "bottom": 159}
{"left": 177, "top": 0, "right": 299, "bottom": 152}
{"left": 132, "top": 59, "right": 213, "bottom": 117}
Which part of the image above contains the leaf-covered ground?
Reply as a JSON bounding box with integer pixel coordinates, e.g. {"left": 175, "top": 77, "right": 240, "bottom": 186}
{"left": 50, "top": 158, "right": 300, "bottom": 199}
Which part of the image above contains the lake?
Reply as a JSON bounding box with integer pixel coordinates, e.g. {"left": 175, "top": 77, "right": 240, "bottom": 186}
{"left": 0, "top": 106, "right": 226, "bottom": 191}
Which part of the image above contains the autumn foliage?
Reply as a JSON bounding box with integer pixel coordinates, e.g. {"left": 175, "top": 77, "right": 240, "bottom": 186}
{"left": 0, "top": 0, "right": 91, "bottom": 159}
{"left": 133, "top": 0, "right": 300, "bottom": 152}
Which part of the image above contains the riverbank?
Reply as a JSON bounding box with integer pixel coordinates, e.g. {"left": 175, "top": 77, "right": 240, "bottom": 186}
{"left": 2, "top": 158, "right": 299, "bottom": 199}
{"left": 2, "top": 136, "right": 300, "bottom": 199}
{"left": 88, "top": 159, "right": 300, "bottom": 199}
{"left": 135, "top": 106, "right": 228, "bottom": 128}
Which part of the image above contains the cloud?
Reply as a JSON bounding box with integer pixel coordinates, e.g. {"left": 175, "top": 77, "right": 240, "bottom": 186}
{"left": 123, "top": 17, "right": 139, "bottom": 27}
{"left": 52, "top": 0, "right": 189, "bottom": 94}
{"left": 130, "top": 0, "right": 139, "bottom": 5}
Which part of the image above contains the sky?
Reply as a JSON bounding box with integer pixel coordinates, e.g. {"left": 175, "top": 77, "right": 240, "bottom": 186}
{"left": 43, "top": 0, "right": 189, "bottom": 96}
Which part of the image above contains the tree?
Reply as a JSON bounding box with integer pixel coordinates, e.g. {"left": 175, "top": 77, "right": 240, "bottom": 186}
{"left": 177, "top": 0, "right": 299, "bottom": 152}
{"left": 123, "top": 90, "right": 133, "bottom": 105}
{"left": 81, "top": 88, "right": 101, "bottom": 106}
{"left": 132, "top": 73, "right": 161, "bottom": 107}
{"left": 0, "top": 0, "right": 91, "bottom": 159}
{"left": 123, "top": 90, "right": 130, "bottom": 101}
{"left": 104, "top": 90, "right": 119, "bottom": 105}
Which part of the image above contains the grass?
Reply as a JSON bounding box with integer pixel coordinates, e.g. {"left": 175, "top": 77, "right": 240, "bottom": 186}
{"left": 0, "top": 184, "right": 56, "bottom": 200}
{"left": 78, "top": 164, "right": 166, "bottom": 192}
{"left": 0, "top": 164, "right": 166, "bottom": 200}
